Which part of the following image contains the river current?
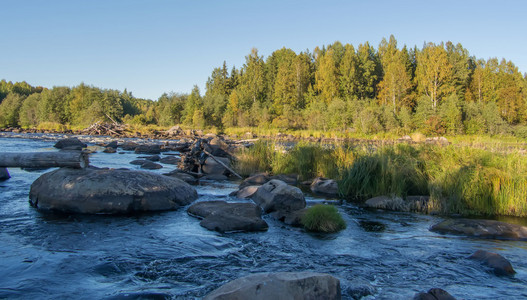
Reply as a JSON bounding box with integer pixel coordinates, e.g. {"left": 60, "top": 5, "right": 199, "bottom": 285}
{"left": 0, "top": 134, "right": 526, "bottom": 299}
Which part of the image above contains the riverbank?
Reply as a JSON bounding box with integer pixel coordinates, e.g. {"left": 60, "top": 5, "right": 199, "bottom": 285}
{"left": 234, "top": 141, "right": 527, "bottom": 218}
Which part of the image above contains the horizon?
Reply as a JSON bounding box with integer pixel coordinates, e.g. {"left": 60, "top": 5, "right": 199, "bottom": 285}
{"left": 2, "top": 0, "right": 526, "bottom": 100}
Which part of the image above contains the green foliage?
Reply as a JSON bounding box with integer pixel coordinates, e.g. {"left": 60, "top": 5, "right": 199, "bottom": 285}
{"left": 235, "top": 141, "right": 527, "bottom": 217}
{"left": 0, "top": 93, "right": 25, "bottom": 127}
{"left": 339, "top": 144, "right": 429, "bottom": 200}
{"left": 301, "top": 204, "right": 346, "bottom": 233}
{"left": 1, "top": 36, "right": 527, "bottom": 134}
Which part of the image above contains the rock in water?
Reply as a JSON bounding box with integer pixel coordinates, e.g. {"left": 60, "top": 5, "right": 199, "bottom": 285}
{"left": 310, "top": 177, "right": 338, "bottom": 196}
{"left": 430, "top": 218, "right": 527, "bottom": 240}
{"left": 469, "top": 250, "right": 516, "bottom": 276}
{"left": 188, "top": 201, "right": 268, "bottom": 233}
{"left": 29, "top": 167, "right": 198, "bottom": 214}
{"left": 54, "top": 137, "right": 87, "bottom": 150}
{"left": 413, "top": 288, "right": 456, "bottom": 300}
{"left": 0, "top": 168, "right": 10, "bottom": 181}
{"left": 252, "top": 179, "right": 306, "bottom": 213}
{"left": 204, "top": 272, "right": 341, "bottom": 300}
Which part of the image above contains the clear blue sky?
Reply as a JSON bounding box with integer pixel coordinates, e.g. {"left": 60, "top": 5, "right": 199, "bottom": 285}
{"left": 1, "top": 0, "right": 526, "bottom": 100}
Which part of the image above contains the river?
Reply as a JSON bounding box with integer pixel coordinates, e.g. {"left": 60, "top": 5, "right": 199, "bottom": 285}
{"left": 0, "top": 134, "right": 526, "bottom": 299}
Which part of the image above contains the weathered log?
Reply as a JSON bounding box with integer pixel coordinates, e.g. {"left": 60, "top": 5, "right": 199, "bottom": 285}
{"left": 0, "top": 152, "right": 89, "bottom": 169}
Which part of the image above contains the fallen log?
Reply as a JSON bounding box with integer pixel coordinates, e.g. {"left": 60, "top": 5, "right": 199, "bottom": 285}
{"left": 0, "top": 152, "right": 89, "bottom": 169}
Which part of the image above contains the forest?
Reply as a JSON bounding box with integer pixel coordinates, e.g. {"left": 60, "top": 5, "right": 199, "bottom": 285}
{"left": 1, "top": 35, "right": 526, "bottom": 138}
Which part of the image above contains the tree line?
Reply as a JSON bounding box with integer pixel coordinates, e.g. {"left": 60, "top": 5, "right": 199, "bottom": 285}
{"left": 1, "top": 35, "right": 526, "bottom": 137}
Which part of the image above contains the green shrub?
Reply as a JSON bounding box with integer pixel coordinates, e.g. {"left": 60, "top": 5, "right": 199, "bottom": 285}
{"left": 301, "top": 204, "right": 346, "bottom": 233}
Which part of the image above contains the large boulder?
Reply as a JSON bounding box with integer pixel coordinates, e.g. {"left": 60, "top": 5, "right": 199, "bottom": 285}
{"left": 54, "top": 137, "right": 87, "bottom": 150}
{"left": 29, "top": 167, "right": 198, "bottom": 214}
{"left": 233, "top": 185, "right": 260, "bottom": 199}
{"left": 413, "top": 288, "right": 456, "bottom": 300}
{"left": 204, "top": 272, "right": 341, "bottom": 300}
{"left": 310, "top": 177, "right": 338, "bottom": 196}
{"left": 188, "top": 201, "right": 268, "bottom": 233}
{"left": 252, "top": 179, "right": 306, "bottom": 213}
{"left": 469, "top": 250, "right": 516, "bottom": 276}
{"left": 430, "top": 218, "right": 527, "bottom": 240}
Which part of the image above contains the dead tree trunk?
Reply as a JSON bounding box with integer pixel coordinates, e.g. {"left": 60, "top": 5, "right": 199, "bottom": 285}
{"left": 0, "top": 152, "right": 89, "bottom": 169}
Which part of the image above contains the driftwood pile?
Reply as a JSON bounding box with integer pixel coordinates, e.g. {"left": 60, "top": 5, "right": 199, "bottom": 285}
{"left": 176, "top": 136, "right": 242, "bottom": 179}
{"left": 81, "top": 121, "right": 129, "bottom": 137}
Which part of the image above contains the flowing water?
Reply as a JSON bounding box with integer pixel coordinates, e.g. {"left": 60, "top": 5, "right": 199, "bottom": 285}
{"left": 0, "top": 134, "right": 526, "bottom": 299}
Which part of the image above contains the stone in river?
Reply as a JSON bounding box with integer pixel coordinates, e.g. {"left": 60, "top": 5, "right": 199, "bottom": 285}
{"left": 29, "top": 167, "right": 197, "bottom": 214}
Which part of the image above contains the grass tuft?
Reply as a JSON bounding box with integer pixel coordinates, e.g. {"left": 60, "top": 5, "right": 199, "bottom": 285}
{"left": 301, "top": 204, "right": 347, "bottom": 233}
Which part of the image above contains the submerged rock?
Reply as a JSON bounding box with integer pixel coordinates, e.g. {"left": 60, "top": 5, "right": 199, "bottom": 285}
{"left": 430, "top": 218, "right": 527, "bottom": 240}
{"left": 252, "top": 179, "right": 306, "bottom": 213}
{"left": 188, "top": 201, "right": 268, "bottom": 233}
{"left": 204, "top": 272, "right": 341, "bottom": 300}
{"left": 0, "top": 167, "right": 10, "bottom": 181}
{"left": 413, "top": 288, "right": 456, "bottom": 300}
{"left": 310, "top": 177, "right": 338, "bottom": 196}
{"left": 29, "top": 167, "right": 198, "bottom": 214}
{"left": 469, "top": 250, "right": 516, "bottom": 276}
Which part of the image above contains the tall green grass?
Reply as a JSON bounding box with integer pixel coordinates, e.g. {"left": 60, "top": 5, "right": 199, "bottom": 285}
{"left": 234, "top": 141, "right": 527, "bottom": 217}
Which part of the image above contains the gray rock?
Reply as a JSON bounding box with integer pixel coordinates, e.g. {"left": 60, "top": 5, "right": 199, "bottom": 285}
{"left": 365, "top": 195, "right": 429, "bottom": 213}
{"left": 105, "top": 141, "right": 118, "bottom": 148}
{"left": 140, "top": 161, "right": 163, "bottom": 170}
{"left": 0, "top": 168, "right": 10, "bottom": 181}
{"left": 365, "top": 196, "right": 406, "bottom": 211}
{"left": 310, "top": 177, "right": 338, "bottom": 196}
{"left": 141, "top": 155, "right": 160, "bottom": 162}
{"left": 234, "top": 185, "right": 260, "bottom": 199}
{"left": 271, "top": 208, "right": 308, "bottom": 227}
{"left": 252, "top": 179, "right": 306, "bottom": 213}
{"left": 188, "top": 201, "right": 268, "bottom": 233}
{"left": 239, "top": 173, "right": 270, "bottom": 189}
{"left": 469, "top": 250, "right": 516, "bottom": 276}
{"left": 204, "top": 272, "right": 341, "bottom": 300}
{"left": 413, "top": 288, "right": 456, "bottom": 300}
{"left": 430, "top": 218, "right": 527, "bottom": 240}
{"left": 54, "top": 137, "right": 87, "bottom": 150}
{"left": 201, "top": 174, "right": 229, "bottom": 181}
{"left": 202, "top": 157, "right": 230, "bottom": 175}
{"left": 134, "top": 144, "right": 162, "bottom": 154}
{"left": 130, "top": 159, "right": 147, "bottom": 165}
{"left": 163, "top": 171, "right": 198, "bottom": 184}
{"left": 119, "top": 141, "right": 139, "bottom": 151}
{"left": 103, "top": 147, "right": 116, "bottom": 153}
{"left": 271, "top": 174, "right": 298, "bottom": 186}
{"left": 159, "top": 156, "right": 180, "bottom": 164}
{"left": 29, "top": 167, "right": 197, "bottom": 214}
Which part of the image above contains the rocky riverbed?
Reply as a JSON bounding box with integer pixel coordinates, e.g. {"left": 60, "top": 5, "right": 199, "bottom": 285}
{"left": 0, "top": 133, "right": 526, "bottom": 299}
